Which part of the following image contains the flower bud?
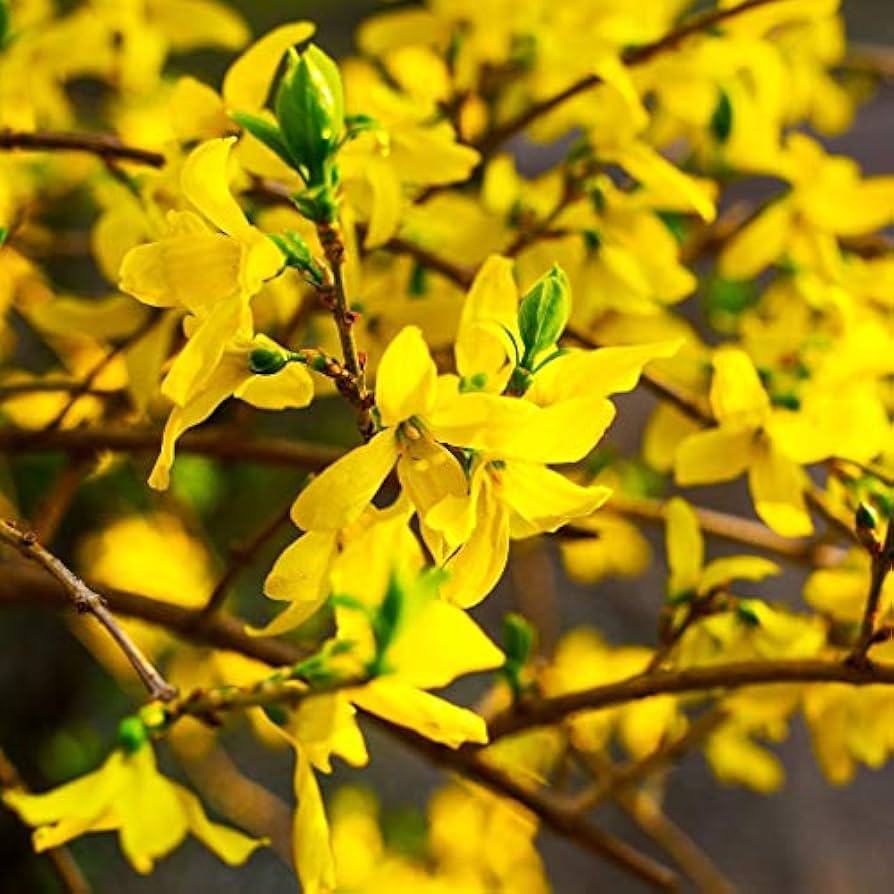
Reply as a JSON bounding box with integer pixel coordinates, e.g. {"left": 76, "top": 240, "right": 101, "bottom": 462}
{"left": 517, "top": 264, "right": 571, "bottom": 365}
{"left": 503, "top": 612, "right": 535, "bottom": 667}
{"left": 275, "top": 43, "right": 344, "bottom": 187}
{"left": 249, "top": 347, "right": 288, "bottom": 376}
{"left": 117, "top": 716, "right": 148, "bottom": 754}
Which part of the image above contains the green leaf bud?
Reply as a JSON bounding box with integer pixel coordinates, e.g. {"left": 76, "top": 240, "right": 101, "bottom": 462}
{"left": 518, "top": 264, "right": 571, "bottom": 365}
{"left": 275, "top": 44, "right": 344, "bottom": 187}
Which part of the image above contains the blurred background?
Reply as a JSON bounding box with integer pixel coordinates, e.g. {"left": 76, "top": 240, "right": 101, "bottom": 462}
{"left": 2, "top": 1, "right": 893, "bottom": 892}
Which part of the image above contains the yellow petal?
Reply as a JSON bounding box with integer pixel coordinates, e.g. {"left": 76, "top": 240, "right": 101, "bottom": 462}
{"left": 709, "top": 347, "right": 770, "bottom": 430}
{"left": 170, "top": 76, "right": 231, "bottom": 142}
{"left": 358, "top": 156, "right": 403, "bottom": 248}
{"left": 235, "top": 362, "right": 314, "bottom": 410}
{"left": 527, "top": 340, "right": 683, "bottom": 405}
{"left": 352, "top": 678, "right": 488, "bottom": 748}
{"left": 149, "top": 353, "right": 247, "bottom": 490}
{"left": 699, "top": 556, "right": 780, "bottom": 595}
{"left": 222, "top": 21, "right": 317, "bottom": 110}
{"left": 175, "top": 783, "right": 266, "bottom": 865}
{"left": 117, "top": 748, "right": 189, "bottom": 875}
{"left": 498, "top": 462, "right": 611, "bottom": 537}
{"left": 748, "top": 447, "right": 813, "bottom": 537}
{"left": 497, "top": 396, "right": 616, "bottom": 465}
{"left": 665, "top": 498, "right": 703, "bottom": 596}
{"left": 441, "top": 481, "right": 510, "bottom": 608}
{"left": 387, "top": 598, "right": 504, "bottom": 689}
{"left": 161, "top": 300, "right": 245, "bottom": 406}
{"left": 249, "top": 532, "right": 337, "bottom": 636}
{"left": 290, "top": 431, "right": 398, "bottom": 531}
{"left": 150, "top": 0, "right": 250, "bottom": 51}
{"left": 181, "top": 138, "right": 253, "bottom": 239}
{"left": 720, "top": 201, "right": 793, "bottom": 281}
{"left": 375, "top": 326, "right": 438, "bottom": 427}
{"left": 293, "top": 747, "right": 336, "bottom": 894}
{"left": 455, "top": 254, "right": 519, "bottom": 389}
{"left": 674, "top": 428, "right": 755, "bottom": 486}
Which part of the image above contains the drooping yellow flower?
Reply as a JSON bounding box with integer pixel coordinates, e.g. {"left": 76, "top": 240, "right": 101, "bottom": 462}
{"left": 3, "top": 736, "right": 265, "bottom": 874}
{"left": 664, "top": 497, "right": 779, "bottom": 600}
{"left": 289, "top": 323, "right": 535, "bottom": 535}
{"left": 120, "top": 137, "right": 284, "bottom": 406}
{"left": 674, "top": 345, "right": 886, "bottom": 537}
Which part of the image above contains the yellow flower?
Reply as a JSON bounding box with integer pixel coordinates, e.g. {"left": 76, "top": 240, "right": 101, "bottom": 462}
{"left": 665, "top": 497, "right": 779, "bottom": 600}
{"left": 289, "top": 323, "right": 534, "bottom": 534}
{"left": 674, "top": 345, "right": 885, "bottom": 536}
{"left": 120, "top": 137, "right": 284, "bottom": 406}
{"left": 3, "top": 737, "right": 265, "bottom": 874}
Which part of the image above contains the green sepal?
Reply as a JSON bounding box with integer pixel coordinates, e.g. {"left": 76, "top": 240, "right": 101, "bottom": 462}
{"left": 230, "top": 111, "right": 295, "bottom": 170}
{"left": 117, "top": 716, "right": 149, "bottom": 755}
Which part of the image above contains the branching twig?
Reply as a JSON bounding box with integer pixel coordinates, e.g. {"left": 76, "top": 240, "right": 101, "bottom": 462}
{"left": 474, "top": 0, "right": 787, "bottom": 159}
{"left": 850, "top": 516, "right": 894, "bottom": 665}
{"left": 0, "top": 520, "right": 176, "bottom": 701}
{"left": 481, "top": 658, "right": 894, "bottom": 744}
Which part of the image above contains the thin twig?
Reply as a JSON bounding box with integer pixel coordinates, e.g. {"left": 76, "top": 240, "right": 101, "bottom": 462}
{"left": 475, "top": 0, "right": 788, "bottom": 159}
{"left": 0, "top": 748, "right": 92, "bottom": 893}
{"left": 568, "top": 708, "right": 728, "bottom": 814}
{"left": 316, "top": 222, "right": 375, "bottom": 438}
{"left": 371, "top": 718, "right": 680, "bottom": 892}
{"left": 0, "top": 520, "right": 176, "bottom": 701}
{"left": 0, "top": 129, "right": 165, "bottom": 166}
{"left": 481, "top": 657, "right": 894, "bottom": 744}
{"left": 199, "top": 503, "right": 292, "bottom": 619}
{"left": 850, "top": 517, "right": 894, "bottom": 665}
{"left": 0, "top": 425, "right": 343, "bottom": 470}
{"left": 42, "top": 312, "right": 162, "bottom": 432}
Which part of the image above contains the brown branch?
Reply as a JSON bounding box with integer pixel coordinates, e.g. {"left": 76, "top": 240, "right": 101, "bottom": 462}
{"left": 0, "top": 560, "right": 308, "bottom": 667}
{"left": 0, "top": 521, "right": 176, "bottom": 700}
{"left": 0, "top": 747, "right": 92, "bottom": 893}
{"left": 850, "top": 517, "right": 894, "bottom": 665}
{"left": 572, "top": 744, "right": 734, "bottom": 894}
{"left": 0, "top": 129, "right": 165, "bottom": 167}
{"left": 481, "top": 658, "right": 894, "bottom": 743}
{"left": 569, "top": 708, "right": 728, "bottom": 814}
{"left": 372, "top": 718, "right": 680, "bottom": 892}
{"left": 474, "top": 0, "right": 787, "bottom": 158}
{"left": 316, "top": 222, "right": 375, "bottom": 439}
{"left": 599, "top": 493, "right": 844, "bottom": 567}
{"left": 199, "top": 503, "right": 292, "bottom": 619}
{"left": 42, "top": 312, "right": 162, "bottom": 432}
{"left": 0, "top": 425, "right": 343, "bottom": 470}
{"left": 380, "top": 235, "right": 474, "bottom": 289}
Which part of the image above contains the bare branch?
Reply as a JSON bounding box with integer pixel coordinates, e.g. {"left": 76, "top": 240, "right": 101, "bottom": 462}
{"left": 0, "top": 520, "right": 176, "bottom": 701}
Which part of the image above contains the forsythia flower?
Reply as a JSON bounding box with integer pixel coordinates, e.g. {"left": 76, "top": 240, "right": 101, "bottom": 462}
{"left": 3, "top": 733, "right": 265, "bottom": 874}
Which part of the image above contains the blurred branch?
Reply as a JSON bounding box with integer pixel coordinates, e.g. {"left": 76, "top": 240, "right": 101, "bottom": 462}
{"left": 482, "top": 658, "right": 894, "bottom": 742}
{"left": 0, "top": 747, "right": 92, "bottom": 894}
{"left": 199, "top": 503, "right": 293, "bottom": 619}
{"left": 373, "top": 718, "right": 680, "bottom": 892}
{"left": 850, "top": 515, "right": 894, "bottom": 666}
{"left": 598, "top": 493, "right": 845, "bottom": 567}
{"left": 0, "top": 129, "right": 164, "bottom": 166}
{"left": 0, "top": 425, "right": 343, "bottom": 470}
{"left": 0, "top": 520, "right": 176, "bottom": 701}
{"left": 474, "top": 0, "right": 787, "bottom": 159}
